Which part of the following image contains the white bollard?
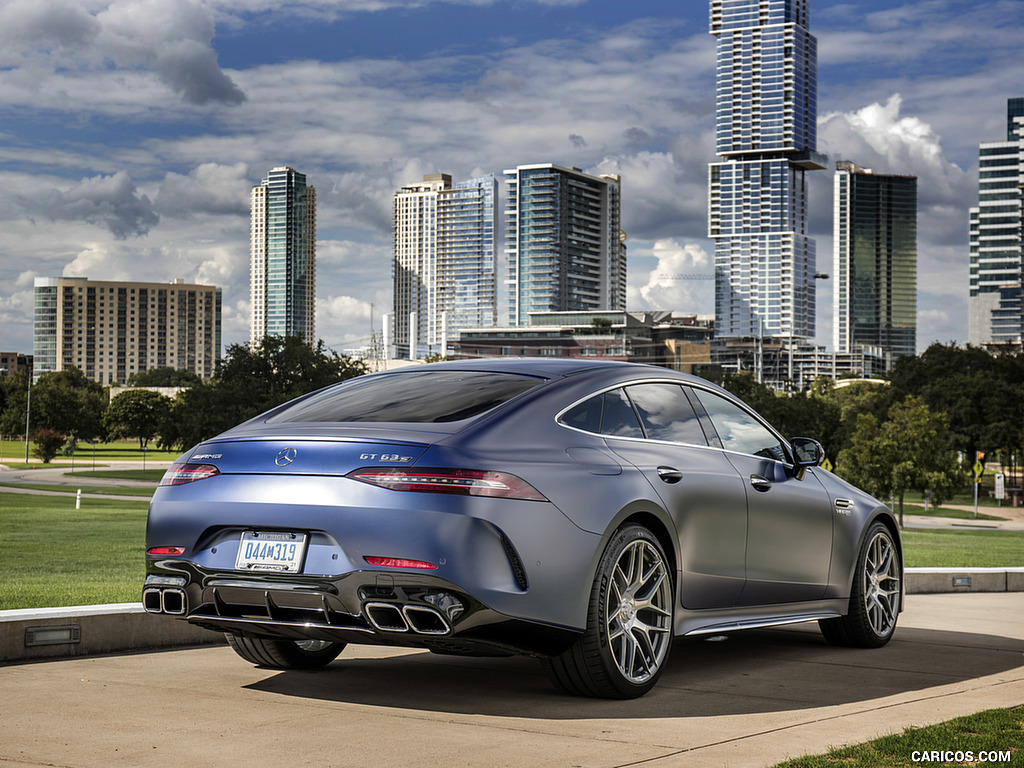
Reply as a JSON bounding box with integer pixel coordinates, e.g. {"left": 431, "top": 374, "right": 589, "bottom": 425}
{"left": 76, "top": 488, "right": 81, "bottom": 510}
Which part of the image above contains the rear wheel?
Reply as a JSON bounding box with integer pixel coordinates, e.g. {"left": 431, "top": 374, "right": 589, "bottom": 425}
{"left": 819, "top": 522, "right": 901, "bottom": 647}
{"left": 542, "top": 524, "right": 674, "bottom": 698}
{"left": 225, "top": 634, "right": 345, "bottom": 669}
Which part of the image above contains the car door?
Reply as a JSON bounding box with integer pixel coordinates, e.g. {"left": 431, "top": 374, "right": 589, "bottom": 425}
{"left": 585, "top": 383, "right": 749, "bottom": 610}
{"left": 689, "top": 387, "right": 834, "bottom": 605}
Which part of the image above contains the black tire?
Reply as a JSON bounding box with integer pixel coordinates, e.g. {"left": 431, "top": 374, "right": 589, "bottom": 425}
{"left": 819, "top": 522, "right": 901, "bottom": 648}
{"left": 542, "top": 524, "right": 674, "bottom": 698}
{"left": 225, "top": 634, "right": 345, "bottom": 669}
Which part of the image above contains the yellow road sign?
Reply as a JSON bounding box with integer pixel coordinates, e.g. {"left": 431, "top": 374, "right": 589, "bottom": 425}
{"left": 973, "top": 460, "right": 984, "bottom": 477}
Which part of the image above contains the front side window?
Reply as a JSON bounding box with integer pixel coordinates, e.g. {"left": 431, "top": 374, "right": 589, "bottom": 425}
{"left": 691, "top": 389, "right": 786, "bottom": 461}
{"left": 266, "top": 371, "right": 543, "bottom": 424}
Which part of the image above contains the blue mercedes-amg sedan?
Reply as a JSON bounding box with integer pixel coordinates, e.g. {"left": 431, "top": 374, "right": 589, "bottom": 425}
{"left": 144, "top": 358, "right": 902, "bottom": 698}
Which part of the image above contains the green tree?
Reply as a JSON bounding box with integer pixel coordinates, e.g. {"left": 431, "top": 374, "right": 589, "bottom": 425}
{"left": 105, "top": 389, "right": 173, "bottom": 449}
{"left": 837, "top": 396, "right": 966, "bottom": 527}
{"left": 159, "top": 336, "right": 369, "bottom": 450}
{"left": 127, "top": 367, "right": 202, "bottom": 388}
{"left": 26, "top": 369, "right": 106, "bottom": 441}
{"left": 0, "top": 372, "right": 30, "bottom": 437}
{"left": 31, "top": 428, "right": 65, "bottom": 463}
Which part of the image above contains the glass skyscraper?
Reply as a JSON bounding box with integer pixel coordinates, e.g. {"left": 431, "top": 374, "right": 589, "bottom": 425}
{"left": 708, "top": 0, "right": 826, "bottom": 340}
{"left": 833, "top": 161, "right": 917, "bottom": 361}
{"left": 392, "top": 173, "right": 497, "bottom": 358}
{"left": 505, "top": 163, "right": 625, "bottom": 327}
{"left": 250, "top": 166, "right": 316, "bottom": 347}
{"left": 968, "top": 98, "right": 1024, "bottom": 347}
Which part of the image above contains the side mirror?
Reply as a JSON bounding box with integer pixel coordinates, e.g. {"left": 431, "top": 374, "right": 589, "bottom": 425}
{"left": 791, "top": 437, "right": 824, "bottom": 469}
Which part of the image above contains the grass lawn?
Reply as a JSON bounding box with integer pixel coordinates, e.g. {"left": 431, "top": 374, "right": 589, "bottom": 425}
{"left": 771, "top": 705, "right": 1024, "bottom": 767}
{"left": 0, "top": 437, "right": 180, "bottom": 467}
{"left": 901, "top": 528, "right": 1024, "bottom": 568}
{"left": 0, "top": 491, "right": 149, "bottom": 609}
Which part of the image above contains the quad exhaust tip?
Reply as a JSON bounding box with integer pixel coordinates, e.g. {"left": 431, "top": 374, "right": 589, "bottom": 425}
{"left": 364, "top": 602, "right": 452, "bottom": 636}
{"left": 143, "top": 587, "right": 186, "bottom": 615}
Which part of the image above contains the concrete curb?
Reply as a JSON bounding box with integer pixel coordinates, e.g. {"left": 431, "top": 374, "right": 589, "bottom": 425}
{"left": 2, "top": 568, "right": 1022, "bottom": 665}
{"left": 0, "top": 603, "right": 224, "bottom": 664}
{"left": 905, "top": 567, "right": 1024, "bottom": 594}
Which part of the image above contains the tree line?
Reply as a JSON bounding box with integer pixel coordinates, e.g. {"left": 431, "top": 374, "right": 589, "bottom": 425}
{"left": 0, "top": 336, "right": 367, "bottom": 461}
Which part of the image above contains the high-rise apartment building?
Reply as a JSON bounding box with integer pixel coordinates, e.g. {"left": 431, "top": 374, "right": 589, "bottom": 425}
{"left": 33, "top": 277, "right": 221, "bottom": 385}
{"left": 708, "top": 0, "right": 826, "bottom": 340}
{"left": 392, "top": 173, "right": 497, "bottom": 358}
{"left": 505, "top": 164, "right": 625, "bottom": 327}
{"left": 968, "top": 98, "right": 1024, "bottom": 347}
{"left": 833, "top": 161, "right": 917, "bottom": 361}
{"left": 250, "top": 166, "right": 316, "bottom": 347}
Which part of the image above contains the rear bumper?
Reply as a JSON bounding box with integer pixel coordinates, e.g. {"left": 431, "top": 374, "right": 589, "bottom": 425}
{"left": 143, "top": 563, "right": 579, "bottom": 657}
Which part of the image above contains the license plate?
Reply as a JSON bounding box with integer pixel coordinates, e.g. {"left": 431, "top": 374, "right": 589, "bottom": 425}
{"left": 235, "top": 531, "right": 308, "bottom": 573}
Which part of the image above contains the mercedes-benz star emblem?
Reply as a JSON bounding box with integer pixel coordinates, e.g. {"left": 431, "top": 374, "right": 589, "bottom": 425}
{"left": 275, "top": 447, "right": 298, "bottom": 466}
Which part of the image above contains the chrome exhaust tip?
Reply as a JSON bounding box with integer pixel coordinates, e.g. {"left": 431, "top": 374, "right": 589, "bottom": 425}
{"left": 161, "top": 588, "right": 186, "bottom": 615}
{"left": 365, "top": 602, "right": 409, "bottom": 632}
{"left": 403, "top": 605, "right": 450, "bottom": 635}
{"left": 143, "top": 588, "right": 163, "bottom": 614}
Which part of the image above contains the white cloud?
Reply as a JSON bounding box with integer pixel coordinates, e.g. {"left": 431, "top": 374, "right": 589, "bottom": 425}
{"left": 0, "top": 0, "right": 245, "bottom": 107}
{"left": 19, "top": 171, "right": 159, "bottom": 239}
{"left": 155, "top": 162, "right": 251, "bottom": 218}
{"left": 627, "top": 238, "right": 714, "bottom": 314}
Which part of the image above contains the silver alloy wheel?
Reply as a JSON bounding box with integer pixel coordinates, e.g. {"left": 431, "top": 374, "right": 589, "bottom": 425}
{"left": 862, "top": 529, "right": 901, "bottom": 638}
{"left": 604, "top": 538, "right": 673, "bottom": 684}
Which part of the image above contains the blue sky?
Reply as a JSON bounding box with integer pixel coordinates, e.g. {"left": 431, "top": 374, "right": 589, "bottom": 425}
{"left": 1, "top": 0, "right": 1022, "bottom": 357}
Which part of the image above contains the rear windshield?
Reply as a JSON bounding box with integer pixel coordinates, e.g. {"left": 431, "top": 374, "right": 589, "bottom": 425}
{"left": 265, "top": 371, "right": 544, "bottom": 424}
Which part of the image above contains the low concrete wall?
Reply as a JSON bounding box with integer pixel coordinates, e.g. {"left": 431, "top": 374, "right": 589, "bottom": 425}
{"left": 2, "top": 570, "right": 1021, "bottom": 664}
{"left": 0, "top": 604, "right": 223, "bottom": 664}
{"left": 905, "top": 567, "right": 1024, "bottom": 595}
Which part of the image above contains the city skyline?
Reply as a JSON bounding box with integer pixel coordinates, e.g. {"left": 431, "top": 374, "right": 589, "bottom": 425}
{"left": 0, "top": 0, "right": 1022, "bottom": 358}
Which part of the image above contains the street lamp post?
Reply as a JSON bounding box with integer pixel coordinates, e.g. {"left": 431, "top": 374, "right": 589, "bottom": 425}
{"left": 24, "top": 374, "right": 32, "bottom": 464}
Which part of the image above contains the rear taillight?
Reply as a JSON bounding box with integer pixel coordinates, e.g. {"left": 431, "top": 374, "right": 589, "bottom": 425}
{"left": 159, "top": 464, "right": 220, "bottom": 486}
{"left": 365, "top": 556, "right": 437, "bottom": 570}
{"left": 147, "top": 546, "right": 186, "bottom": 555}
{"left": 347, "top": 468, "right": 547, "bottom": 501}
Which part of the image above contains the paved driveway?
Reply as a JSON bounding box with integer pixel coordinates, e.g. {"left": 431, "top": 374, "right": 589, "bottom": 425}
{"left": 2, "top": 592, "right": 1022, "bottom": 768}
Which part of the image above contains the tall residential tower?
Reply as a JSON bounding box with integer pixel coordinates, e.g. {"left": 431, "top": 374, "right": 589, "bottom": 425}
{"left": 250, "top": 166, "right": 316, "bottom": 347}
{"left": 968, "top": 98, "right": 1024, "bottom": 347}
{"left": 708, "top": 0, "right": 826, "bottom": 340}
{"left": 833, "top": 161, "right": 917, "bottom": 361}
{"left": 392, "top": 173, "right": 497, "bottom": 358}
{"left": 505, "top": 164, "right": 625, "bottom": 327}
{"left": 33, "top": 276, "right": 221, "bottom": 385}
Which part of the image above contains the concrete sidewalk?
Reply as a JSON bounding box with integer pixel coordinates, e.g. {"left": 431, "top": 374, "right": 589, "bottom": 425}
{"left": 1, "top": 592, "right": 1021, "bottom": 768}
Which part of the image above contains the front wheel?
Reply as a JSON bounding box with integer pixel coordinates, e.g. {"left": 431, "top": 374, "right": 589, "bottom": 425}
{"left": 542, "top": 524, "right": 674, "bottom": 698}
{"left": 225, "top": 634, "right": 345, "bottom": 669}
{"left": 820, "top": 522, "right": 902, "bottom": 647}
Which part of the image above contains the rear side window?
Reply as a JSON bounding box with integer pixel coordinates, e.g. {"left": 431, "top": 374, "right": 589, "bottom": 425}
{"left": 265, "top": 371, "right": 542, "bottom": 423}
{"left": 625, "top": 383, "right": 707, "bottom": 445}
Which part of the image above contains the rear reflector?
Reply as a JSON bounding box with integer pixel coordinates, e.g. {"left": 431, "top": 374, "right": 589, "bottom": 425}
{"left": 348, "top": 468, "right": 547, "bottom": 501}
{"left": 147, "top": 546, "right": 186, "bottom": 555}
{"left": 365, "top": 556, "right": 437, "bottom": 570}
{"left": 159, "top": 464, "right": 220, "bottom": 486}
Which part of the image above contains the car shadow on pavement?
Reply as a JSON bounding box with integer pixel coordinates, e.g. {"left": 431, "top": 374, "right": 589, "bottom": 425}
{"left": 244, "top": 623, "right": 1024, "bottom": 719}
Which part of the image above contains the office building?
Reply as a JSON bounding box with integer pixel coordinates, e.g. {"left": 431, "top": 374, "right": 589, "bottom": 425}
{"left": 708, "top": 0, "right": 826, "bottom": 340}
{"left": 33, "top": 277, "right": 222, "bottom": 385}
{"left": 833, "top": 161, "right": 917, "bottom": 362}
{"left": 392, "top": 173, "right": 497, "bottom": 358}
{"left": 0, "top": 352, "right": 32, "bottom": 379}
{"left": 968, "top": 98, "right": 1024, "bottom": 347}
{"left": 505, "top": 164, "right": 625, "bottom": 327}
{"left": 250, "top": 166, "right": 316, "bottom": 347}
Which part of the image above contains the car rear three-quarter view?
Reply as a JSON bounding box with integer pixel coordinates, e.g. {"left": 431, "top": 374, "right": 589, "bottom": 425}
{"left": 145, "top": 359, "right": 903, "bottom": 698}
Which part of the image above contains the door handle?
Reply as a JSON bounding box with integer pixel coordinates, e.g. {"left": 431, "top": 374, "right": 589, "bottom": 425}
{"left": 749, "top": 474, "right": 772, "bottom": 492}
{"left": 657, "top": 466, "right": 683, "bottom": 484}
